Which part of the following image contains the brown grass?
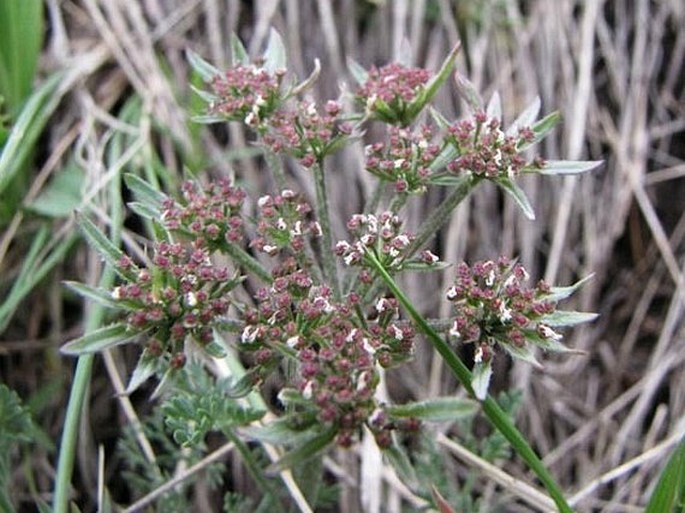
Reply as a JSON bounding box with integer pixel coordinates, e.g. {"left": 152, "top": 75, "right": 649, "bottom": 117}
{"left": 2, "top": 0, "right": 684, "bottom": 511}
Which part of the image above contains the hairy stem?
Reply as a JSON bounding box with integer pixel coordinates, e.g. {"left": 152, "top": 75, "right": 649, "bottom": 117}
{"left": 312, "top": 161, "right": 340, "bottom": 300}
{"left": 365, "top": 251, "right": 574, "bottom": 513}
{"left": 407, "top": 175, "right": 479, "bottom": 258}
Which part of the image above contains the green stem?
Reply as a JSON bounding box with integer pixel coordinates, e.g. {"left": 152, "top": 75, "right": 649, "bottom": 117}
{"left": 363, "top": 180, "right": 386, "bottom": 215}
{"left": 365, "top": 251, "right": 573, "bottom": 513}
{"left": 311, "top": 161, "right": 340, "bottom": 300}
{"left": 53, "top": 190, "right": 124, "bottom": 513}
{"left": 265, "top": 149, "right": 286, "bottom": 191}
{"left": 407, "top": 176, "right": 478, "bottom": 258}
{"left": 224, "top": 242, "right": 272, "bottom": 283}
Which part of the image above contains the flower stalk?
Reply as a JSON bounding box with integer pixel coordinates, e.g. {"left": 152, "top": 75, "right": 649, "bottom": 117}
{"left": 364, "top": 250, "right": 574, "bottom": 513}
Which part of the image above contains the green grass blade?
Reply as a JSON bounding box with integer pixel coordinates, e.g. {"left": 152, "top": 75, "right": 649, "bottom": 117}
{"left": 0, "top": 72, "right": 64, "bottom": 197}
{"left": 0, "top": 227, "right": 77, "bottom": 333}
{"left": 0, "top": 0, "right": 44, "bottom": 115}
{"left": 645, "top": 437, "right": 685, "bottom": 513}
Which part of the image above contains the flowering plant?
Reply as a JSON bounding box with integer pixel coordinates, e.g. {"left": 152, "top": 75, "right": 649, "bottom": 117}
{"left": 61, "top": 29, "right": 601, "bottom": 512}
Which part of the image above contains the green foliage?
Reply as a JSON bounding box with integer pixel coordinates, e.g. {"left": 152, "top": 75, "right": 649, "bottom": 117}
{"left": 406, "top": 391, "right": 522, "bottom": 513}
{"left": 0, "top": 0, "right": 44, "bottom": 116}
{"left": 25, "top": 162, "right": 85, "bottom": 218}
{"left": 645, "top": 437, "right": 685, "bottom": 513}
{"left": 0, "top": 384, "right": 43, "bottom": 513}
{"left": 116, "top": 410, "right": 224, "bottom": 512}
{"left": 161, "top": 364, "right": 265, "bottom": 447}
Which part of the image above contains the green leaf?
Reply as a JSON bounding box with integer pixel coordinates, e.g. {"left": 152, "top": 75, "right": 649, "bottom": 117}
{"left": 266, "top": 427, "right": 337, "bottom": 474}
{"left": 545, "top": 274, "right": 594, "bottom": 302}
{"left": 244, "top": 417, "right": 310, "bottom": 446}
{"left": 507, "top": 96, "right": 541, "bottom": 135}
{"left": 453, "top": 72, "right": 483, "bottom": 111}
{"left": 63, "top": 281, "right": 132, "bottom": 311}
{"left": 0, "top": 384, "right": 37, "bottom": 444}
{"left": 400, "top": 261, "right": 451, "bottom": 272}
{"left": 347, "top": 58, "right": 368, "bottom": 86}
{"left": 517, "top": 111, "right": 561, "bottom": 151}
{"left": 426, "top": 173, "right": 466, "bottom": 187}
{"left": 407, "top": 42, "right": 461, "bottom": 120}
{"left": 428, "top": 145, "right": 459, "bottom": 173}
{"left": 0, "top": 0, "right": 44, "bottom": 114}
{"left": 645, "top": 436, "right": 685, "bottom": 513}
{"left": 471, "top": 360, "right": 493, "bottom": 401}
{"left": 263, "top": 28, "right": 287, "bottom": 74}
{"left": 191, "top": 113, "right": 229, "bottom": 124}
{"left": 486, "top": 91, "right": 502, "bottom": 120}
{"left": 495, "top": 176, "right": 536, "bottom": 220}
{"left": 0, "top": 72, "right": 63, "bottom": 197}
{"left": 501, "top": 343, "right": 542, "bottom": 369}
{"left": 186, "top": 49, "right": 221, "bottom": 83}
{"left": 230, "top": 33, "right": 250, "bottom": 66}
{"left": 60, "top": 323, "right": 139, "bottom": 355}
{"left": 26, "top": 163, "right": 84, "bottom": 218}
{"left": 0, "top": 227, "right": 76, "bottom": 333}
{"left": 125, "top": 352, "right": 157, "bottom": 394}
{"left": 202, "top": 340, "right": 227, "bottom": 359}
{"left": 123, "top": 173, "right": 166, "bottom": 210}
{"left": 523, "top": 329, "right": 582, "bottom": 354}
{"left": 541, "top": 310, "right": 599, "bottom": 327}
{"left": 189, "top": 84, "right": 219, "bottom": 104}
{"left": 127, "top": 201, "right": 159, "bottom": 220}
{"left": 289, "top": 59, "right": 321, "bottom": 97}
{"left": 77, "top": 214, "right": 137, "bottom": 281}
{"left": 384, "top": 437, "right": 418, "bottom": 488}
{"left": 429, "top": 106, "right": 451, "bottom": 130}
{"left": 386, "top": 397, "right": 477, "bottom": 422}
{"left": 537, "top": 160, "right": 603, "bottom": 175}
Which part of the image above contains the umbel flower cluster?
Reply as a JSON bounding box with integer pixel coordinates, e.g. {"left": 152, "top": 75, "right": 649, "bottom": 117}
{"left": 250, "top": 189, "right": 321, "bottom": 257}
{"left": 364, "top": 125, "right": 441, "bottom": 194}
{"left": 445, "top": 258, "right": 585, "bottom": 399}
{"left": 240, "top": 257, "right": 417, "bottom": 447}
{"left": 336, "top": 211, "right": 440, "bottom": 274}
{"left": 63, "top": 31, "right": 599, "bottom": 470}
{"left": 209, "top": 63, "right": 284, "bottom": 128}
{"left": 446, "top": 112, "right": 544, "bottom": 179}
{"left": 115, "top": 240, "right": 239, "bottom": 368}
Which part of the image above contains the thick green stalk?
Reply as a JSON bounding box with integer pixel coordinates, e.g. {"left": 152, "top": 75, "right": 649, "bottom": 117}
{"left": 53, "top": 271, "right": 117, "bottom": 512}
{"left": 311, "top": 161, "right": 340, "bottom": 300}
{"left": 53, "top": 179, "right": 124, "bottom": 513}
{"left": 365, "top": 252, "right": 574, "bottom": 513}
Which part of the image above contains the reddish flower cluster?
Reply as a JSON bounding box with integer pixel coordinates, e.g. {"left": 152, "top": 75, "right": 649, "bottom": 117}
{"left": 336, "top": 211, "right": 439, "bottom": 273}
{"left": 240, "top": 258, "right": 416, "bottom": 446}
{"left": 209, "top": 64, "right": 284, "bottom": 128}
{"left": 161, "top": 179, "right": 246, "bottom": 249}
{"left": 249, "top": 190, "right": 321, "bottom": 256}
{"left": 365, "top": 125, "right": 440, "bottom": 194}
{"left": 262, "top": 100, "right": 353, "bottom": 166}
{"left": 446, "top": 112, "right": 543, "bottom": 179}
{"left": 357, "top": 63, "right": 430, "bottom": 107}
{"left": 445, "top": 258, "right": 558, "bottom": 362}
{"left": 114, "top": 241, "right": 237, "bottom": 367}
